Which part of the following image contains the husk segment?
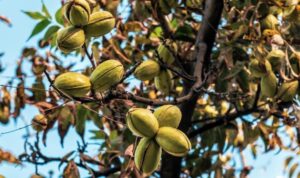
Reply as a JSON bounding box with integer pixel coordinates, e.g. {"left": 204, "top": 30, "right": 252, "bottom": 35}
{"left": 54, "top": 72, "right": 91, "bottom": 97}
{"left": 155, "top": 127, "right": 191, "bottom": 157}
{"left": 134, "top": 60, "right": 160, "bottom": 81}
{"left": 134, "top": 138, "right": 161, "bottom": 174}
{"left": 154, "top": 105, "right": 182, "bottom": 128}
{"left": 126, "top": 108, "right": 159, "bottom": 137}
{"left": 90, "top": 60, "right": 124, "bottom": 93}
{"left": 84, "top": 11, "right": 115, "bottom": 37}
{"left": 56, "top": 26, "right": 85, "bottom": 53}
{"left": 63, "top": 0, "right": 91, "bottom": 26}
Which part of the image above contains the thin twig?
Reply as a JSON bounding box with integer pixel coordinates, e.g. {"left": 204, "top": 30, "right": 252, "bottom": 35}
{"left": 22, "top": 142, "right": 120, "bottom": 177}
{"left": 0, "top": 124, "right": 32, "bottom": 137}
{"left": 107, "top": 38, "right": 131, "bottom": 63}
{"left": 43, "top": 70, "right": 126, "bottom": 125}
{"left": 155, "top": 50, "right": 195, "bottom": 82}
{"left": 43, "top": 70, "right": 75, "bottom": 100}
{"left": 162, "top": 40, "right": 190, "bottom": 76}
{"left": 189, "top": 102, "right": 268, "bottom": 138}
{"left": 83, "top": 44, "right": 96, "bottom": 70}
{"left": 0, "top": 84, "right": 50, "bottom": 92}
{"left": 118, "top": 61, "right": 142, "bottom": 84}
{"left": 150, "top": 0, "right": 173, "bottom": 39}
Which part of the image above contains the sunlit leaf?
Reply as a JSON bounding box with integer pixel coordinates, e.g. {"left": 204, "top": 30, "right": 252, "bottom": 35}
{"left": 90, "top": 130, "right": 107, "bottom": 140}
{"left": 75, "top": 105, "right": 88, "bottom": 138}
{"left": 27, "top": 19, "right": 51, "bottom": 40}
{"left": 22, "top": 11, "right": 46, "bottom": 20}
{"left": 42, "top": 2, "right": 51, "bottom": 19}
{"left": 55, "top": 7, "right": 64, "bottom": 25}
{"left": 44, "top": 25, "right": 60, "bottom": 40}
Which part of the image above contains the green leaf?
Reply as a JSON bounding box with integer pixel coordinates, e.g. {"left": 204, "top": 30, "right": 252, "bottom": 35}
{"left": 27, "top": 19, "right": 51, "bottom": 41}
{"left": 170, "top": 18, "right": 178, "bottom": 29}
{"left": 201, "top": 127, "right": 218, "bottom": 149}
{"left": 109, "top": 130, "right": 118, "bottom": 141}
{"left": 215, "top": 60, "right": 230, "bottom": 92}
{"left": 192, "top": 157, "right": 212, "bottom": 176}
{"left": 250, "top": 144, "right": 257, "bottom": 159}
{"left": 224, "top": 168, "right": 235, "bottom": 178}
{"left": 42, "top": 1, "right": 51, "bottom": 19}
{"left": 237, "top": 68, "right": 250, "bottom": 92}
{"left": 150, "top": 26, "right": 163, "bottom": 41}
{"left": 75, "top": 105, "right": 88, "bottom": 137}
{"left": 216, "top": 127, "right": 226, "bottom": 151}
{"left": 44, "top": 25, "right": 60, "bottom": 40}
{"left": 90, "top": 130, "right": 107, "bottom": 140}
{"left": 22, "top": 11, "right": 46, "bottom": 20}
{"left": 92, "top": 42, "right": 100, "bottom": 62}
{"left": 174, "top": 23, "right": 196, "bottom": 41}
{"left": 50, "top": 32, "right": 58, "bottom": 48}
{"left": 55, "top": 7, "right": 64, "bottom": 25}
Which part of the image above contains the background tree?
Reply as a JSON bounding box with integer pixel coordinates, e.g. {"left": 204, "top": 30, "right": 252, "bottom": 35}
{"left": 2, "top": 0, "right": 300, "bottom": 177}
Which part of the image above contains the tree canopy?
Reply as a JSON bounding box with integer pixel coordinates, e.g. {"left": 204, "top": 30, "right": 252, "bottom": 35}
{"left": 2, "top": 0, "right": 300, "bottom": 177}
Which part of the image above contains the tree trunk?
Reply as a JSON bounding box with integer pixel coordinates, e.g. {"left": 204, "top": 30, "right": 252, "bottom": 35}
{"left": 160, "top": 1, "right": 224, "bottom": 177}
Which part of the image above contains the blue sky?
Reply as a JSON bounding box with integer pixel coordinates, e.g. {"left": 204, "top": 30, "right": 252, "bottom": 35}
{"left": 0, "top": 0, "right": 297, "bottom": 177}
{"left": 0, "top": 0, "right": 98, "bottom": 177}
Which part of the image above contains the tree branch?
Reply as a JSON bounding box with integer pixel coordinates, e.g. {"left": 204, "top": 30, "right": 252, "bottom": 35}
{"left": 162, "top": 40, "right": 190, "bottom": 76}
{"left": 150, "top": 0, "right": 173, "bottom": 39}
{"left": 83, "top": 44, "right": 96, "bottom": 70}
{"left": 103, "top": 90, "right": 194, "bottom": 106}
{"left": 155, "top": 50, "right": 195, "bottom": 82}
{"left": 188, "top": 107, "right": 261, "bottom": 138}
{"left": 160, "top": 1, "right": 224, "bottom": 177}
{"left": 118, "top": 61, "right": 141, "bottom": 84}
{"left": 44, "top": 65, "right": 198, "bottom": 106}
{"left": 43, "top": 70, "right": 74, "bottom": 101}
{"left": 21, "top": 140, "right": 120, "bottom": 177}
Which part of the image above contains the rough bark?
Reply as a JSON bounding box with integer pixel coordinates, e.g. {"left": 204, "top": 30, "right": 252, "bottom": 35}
{"left": 160, "top": 1, "right": 224, "bottom": 177}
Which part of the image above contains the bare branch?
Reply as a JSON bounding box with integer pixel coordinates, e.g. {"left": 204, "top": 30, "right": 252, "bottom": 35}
{"left": 188, "top": 106, "right": 261, "bottom": 138}
{"left": 21, "top": 140, "right": 120, "bottom": 177}
{"left": 107, "top": 38, "right": 131, "bottom": 63}
{"left": 43, "top": 70, "right": 74, "bottom": 100}
{"left": 118, "top": 61, "right": 141, "bottom": 84}
{"left": 104, "top": 90, "right": 194, "bottom": 106}
{"left": 83, "top": 44, "right": 96, "bottom": 70}
{"left": 0, "top": 124, "right": 32, "bottom": 137}
{"left": 161, "top": 0, "right": 224, "bottom": 177}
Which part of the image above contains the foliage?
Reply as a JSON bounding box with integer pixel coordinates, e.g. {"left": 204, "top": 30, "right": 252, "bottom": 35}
{"left": 2, "top": 0, "right": 300, "bottom": 177}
